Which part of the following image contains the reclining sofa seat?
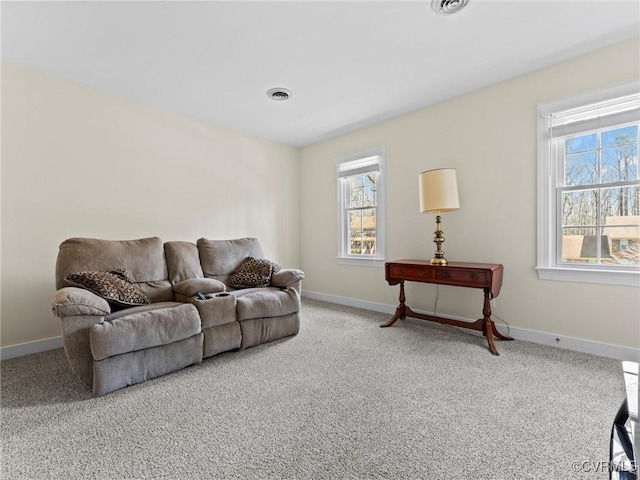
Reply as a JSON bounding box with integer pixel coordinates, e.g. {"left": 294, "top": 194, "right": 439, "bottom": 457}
{"left": 165, "top": 238, "right": 302, "bottom": 356}
{"left": 50, "top": 236, "right": 303, "bottom": 396}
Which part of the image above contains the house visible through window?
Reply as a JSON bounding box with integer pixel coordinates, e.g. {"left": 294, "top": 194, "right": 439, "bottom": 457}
{"left": 336, "top": 148, "right": 385, "bottom": 265}
{"left": 537, "top": 82, "right": 640, "bottom": 286}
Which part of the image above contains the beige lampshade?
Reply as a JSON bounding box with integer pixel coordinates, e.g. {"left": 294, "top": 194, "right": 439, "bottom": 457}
{"left": 419, "top": 168, "right": 460, "bottom": 213}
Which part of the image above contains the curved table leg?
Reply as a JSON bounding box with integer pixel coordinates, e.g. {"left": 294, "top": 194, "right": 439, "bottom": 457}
{"left": 381, "top": 281, "right": 406, "bottom": 328}
{"left": 481, "top": 288, "right": 513, "bottom": 355}
{"left": 491, "top": 322, "right": 514, "bottom": 341}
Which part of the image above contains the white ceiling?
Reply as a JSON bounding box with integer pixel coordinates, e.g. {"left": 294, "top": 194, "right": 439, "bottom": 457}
{"left": 2, "top": 1, "right": 639, "bottom": 147}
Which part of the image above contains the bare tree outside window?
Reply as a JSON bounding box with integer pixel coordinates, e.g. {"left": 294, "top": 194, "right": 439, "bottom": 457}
{"left": 561, "top": 125, "right": 639, "bottom": 265}
{"left": 347, "top": 174, "right": 377, "bottom": 255}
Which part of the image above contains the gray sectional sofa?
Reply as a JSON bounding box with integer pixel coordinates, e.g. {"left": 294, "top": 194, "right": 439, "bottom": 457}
{"left": 50, "top": 236, "right": 304, "bottom": 395}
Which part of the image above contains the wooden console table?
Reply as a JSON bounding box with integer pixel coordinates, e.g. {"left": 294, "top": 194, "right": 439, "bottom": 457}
{"left": 382, "top": 259, "right": 513, "bottom": 355}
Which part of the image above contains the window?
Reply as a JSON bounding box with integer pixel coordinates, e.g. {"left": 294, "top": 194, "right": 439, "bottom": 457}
{"left": 537, "top": 82, "right": 640, "bottom": 286}
{"left": 336, "top": 148, "right": 385, "bottom": 266}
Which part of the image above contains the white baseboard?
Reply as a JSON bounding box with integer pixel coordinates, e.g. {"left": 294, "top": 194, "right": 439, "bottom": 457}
{"left": 302, "top": 290, "right": 640, "bottom": 362}
{"left": 0, "top": 336, "right": 63, "bottom": 361}
{"left": 303, "top": 290, "right": 398, "bottom": 316}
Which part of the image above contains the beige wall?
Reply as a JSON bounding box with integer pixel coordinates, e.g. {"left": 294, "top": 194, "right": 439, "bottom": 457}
{"left": 1, "top": 63, "right": 300, "bottom": 348}
{"left": 299, "top": 38, "right": 640, "bottom": 350}
{"left": 2, "top": 38, "right": 639, "bottom": 354}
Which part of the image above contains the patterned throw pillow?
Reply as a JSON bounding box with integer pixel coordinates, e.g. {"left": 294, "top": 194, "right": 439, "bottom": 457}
{"left": 65, "top": 270, "right": 151, "bottom": 307}
{"left": 229, "top": 257, "right": 281, "bottom": 289}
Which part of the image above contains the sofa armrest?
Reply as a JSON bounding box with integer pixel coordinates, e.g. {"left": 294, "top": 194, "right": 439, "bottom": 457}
{"left": 50, "top": 287, "right": 109, "bottom": 386}
{"left": 50, "top": 287, "right": 111, "bottom": 317}
{"left": 271, "top": 269, "right": 305, "bottom": 290}
{"left": 173, "top": 278, "right": 226, "bottom": 303}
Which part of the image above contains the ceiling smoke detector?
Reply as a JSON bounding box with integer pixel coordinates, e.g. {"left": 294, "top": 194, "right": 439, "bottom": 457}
{"left": 267, "top": 88, "right": 292, "bottom": 101}
{"left": 431, "top": 0, "right": 469, "bottom": 15}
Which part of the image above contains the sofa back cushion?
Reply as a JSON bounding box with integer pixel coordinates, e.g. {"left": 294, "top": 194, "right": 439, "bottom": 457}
{"left": 56, "top": 237, "right": 173, "bottom": 302}
{"left": 165, "top": 241, "right": 204, "bottom": 284}
{"left": 197, "top": 237, "right": 264, "bottom": 286}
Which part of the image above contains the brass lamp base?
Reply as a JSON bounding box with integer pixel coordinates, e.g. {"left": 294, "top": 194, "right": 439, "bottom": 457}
{"left": 430, "top": 256, "right": 448, "bottom": 266}
{"left": 430, "top": 214, "right": 448, "bottom": 266}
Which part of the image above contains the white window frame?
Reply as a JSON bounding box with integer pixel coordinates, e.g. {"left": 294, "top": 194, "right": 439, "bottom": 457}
{"left": 536, "top": 81, "right": 640, "bottom": 287}
{"left": 336, "top": 147, "right": 386, "bottom": 267}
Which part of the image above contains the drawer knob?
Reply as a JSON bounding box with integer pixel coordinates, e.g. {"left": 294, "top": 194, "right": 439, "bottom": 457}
{"left": 441, "top": 272, "right": 450, "bottom": 279}
{"left": 397, "top": 268, "right": 404, "bottom": 274}
{"left": 418, "top": 270, "right": 425, "bottom": 277}
{"left": 470, "top": 273, "right": 478, "bottom": 280}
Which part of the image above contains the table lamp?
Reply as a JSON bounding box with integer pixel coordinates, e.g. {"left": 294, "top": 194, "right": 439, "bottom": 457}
{"left": 419, "top": 168, "right": 460, "bottom": 265}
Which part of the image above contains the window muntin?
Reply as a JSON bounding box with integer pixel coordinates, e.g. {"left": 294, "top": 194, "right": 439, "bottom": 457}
{"left": 537, "top": 82, "right": 640, "bottom": 286}
{"left": 336, "top": 149, "right": 385, "bottom": 264}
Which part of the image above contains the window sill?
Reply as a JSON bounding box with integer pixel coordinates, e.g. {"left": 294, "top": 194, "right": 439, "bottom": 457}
{"left": 337, "top": 257, "right": 386, "bottom": 267}
{"left": 536, "top": 266, "right": 639, "bottom": 287}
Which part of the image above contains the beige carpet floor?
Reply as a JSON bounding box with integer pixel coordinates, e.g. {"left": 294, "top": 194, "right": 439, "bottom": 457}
{"left": 1, "top": 298, "right": 625, "bottom": 479}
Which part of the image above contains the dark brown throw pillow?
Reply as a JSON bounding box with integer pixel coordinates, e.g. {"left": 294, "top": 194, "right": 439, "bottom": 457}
{"left": 65, "top": 270, "right": 151, "bottom": 306}
{"left": 229, "top": 257, "right": 281, "bottom": 289}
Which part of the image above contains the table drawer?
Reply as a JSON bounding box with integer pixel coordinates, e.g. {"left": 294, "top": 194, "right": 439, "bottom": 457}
{"left": 389, "top": 265, "right": 434, "bottom": 281}
{"left": 435, "top": 269, "right": 489, "bottom": 287}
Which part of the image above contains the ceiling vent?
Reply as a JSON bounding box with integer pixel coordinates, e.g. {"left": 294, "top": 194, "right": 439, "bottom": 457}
{"left": 267, "top": 88, "right": 292, "bottom": 101}
{"left": 431, "top": 0, "right": 469, "bottom": 15}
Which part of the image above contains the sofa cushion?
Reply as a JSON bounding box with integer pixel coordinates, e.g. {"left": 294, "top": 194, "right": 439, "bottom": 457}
{"left": 56, "top": 237, "right": 172, "bottom": 303}
{"left": 197, "top": 237, "right": 264, "bottom": 285}
{"left": 165, "top": 241, "right": 204, "bottom": 284}
{"left": 66, "top": 270, "right": 151, "bottom": 307}
{"left": 229, "top": 257, "right": 281, "bottom": 289}
{"left": 135, "top": 280, "right": 174, "bottom": 303}
{"left": 104, "top": 301, "right": 183, "bottom": 322}
{"left": 234, "top": 287, "right": 300, "bottom": 321}
{"left": 90, "top": 303, "right": 201, "bottom": 361}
